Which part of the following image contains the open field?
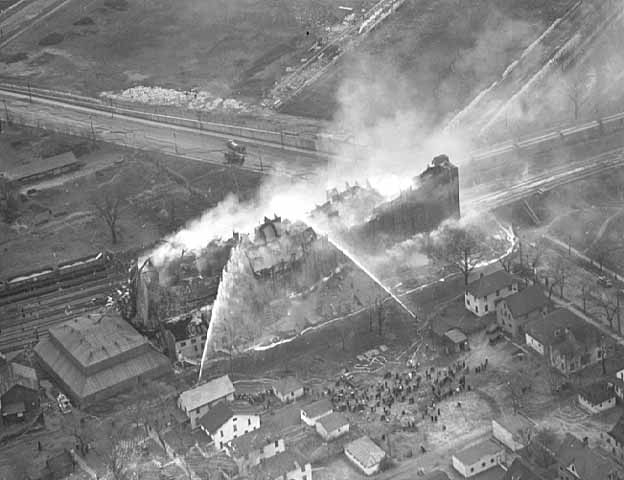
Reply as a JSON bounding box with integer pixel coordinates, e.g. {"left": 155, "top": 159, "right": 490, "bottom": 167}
{"left": 0, "top": 0, "right": 370, "bottom": 102}
{"left": 0, "top": 126, "right": 264, "bottom": 278}
{"left": 280, "top": 0, "right": 574, "bottom": 123}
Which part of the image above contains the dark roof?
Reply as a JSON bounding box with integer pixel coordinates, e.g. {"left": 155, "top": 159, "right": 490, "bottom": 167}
{"left": 197, "top": 402, "right": 234, "bottom": 435}
{"left": 301, "top": 398, "right": 333, "bottom": 418}
{"left": 253, "top": 451, "right": 307, "bottom": 479}
{"left": 504, "top": 457, "right": 546, "bottom": 480}
{"left": 6, "top": 151, "right": 79, "bottom": 181}
{"left": 579, "top": 381, "right": 615, "bottom": 405}
{"left": 344, "top": 436, "right": 386, "bottom": 468}
{"left": 609, "top": 416, "right": 624, "bottom": 444}
{"left": 504, "top": 286, "right": 549, "bottom": 318}
{"left": 316, "top": 411, "right": 349, "bottom": 432}
{"left": 179, "top": 375, "right": 235, "bottom": 411}
{"left": 466, "top": 271, "right": 514, "bottom": 298}
{"left": 2, "top": 401, "right": 26, "bottom": 415}
{"left": 453, "top": 439, "right": 502, "bottom": 465}
{"left": 526, "top": 309, "right": 603, "bottom": 353}
{"left": 229, "top": 429, "right": 282, "bottom": 458}
{"left": 557, "top": 433, "right": 616, "bottom": 479}
{"left": 273, "top": 377, "right": 303, "bottom": 396}
{"left": 0, "top": 362, "right": 38, "bottom": 398}
{"left": 164, "top": 314, "right": 207, "bottom": 342}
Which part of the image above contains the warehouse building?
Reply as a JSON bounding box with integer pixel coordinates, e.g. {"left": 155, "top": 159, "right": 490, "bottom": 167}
{"left": 34, "top": 312, "right": 170, "bottom": 407}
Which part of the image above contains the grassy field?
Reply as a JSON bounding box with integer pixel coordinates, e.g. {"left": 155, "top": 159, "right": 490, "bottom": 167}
{"left": 281, "top": 0, "right": 574, "bottom": 125}
{"left": 0, "top": 0, "right": 369, "bottom": 100}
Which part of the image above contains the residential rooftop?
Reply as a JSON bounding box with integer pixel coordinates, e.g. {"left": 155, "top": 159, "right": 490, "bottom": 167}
{"left": 466, "top": 270, "right": 514, "bottom": 298}
{"left": 344, "top": 436, "right": 386, "bottom": 469}
{"left": 197, "top": 402, "right": 234, "bottom": 435}
{"left": 301, "top": 398, "right": 333, "bottom": 419}
{"left": 579, "top": 380, "right": 616, "bottom": 405}
{"left": 179, "top": 375, "right": 235, "bottom": 411}
{"left": 453, "top": 439, "right": 502, "bottom": 465}
{"left": 273, "top": 376, "right": 304, "bottom": 395}
{"left": 503, "top": 285, "right": 549, "bottom": 318}
{"left": 252, "top": 450, "right": 307, "bottom": 479}
{"left": 316, "top": 411, "right": 349, "bottom": 432}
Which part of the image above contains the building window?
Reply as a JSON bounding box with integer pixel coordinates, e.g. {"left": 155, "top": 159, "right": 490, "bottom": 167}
{"left": 191, "top": 338, "right": 196, "bottom": 344}
{"left": 196, "top": 408, "right": 200, "bottom": 414}
{"left": 467, "top": 299, "right": 470, "bottom": 305}
{"left": 482, "top": 462, "right": 486, "bottom": 467}
{"left": 496, "top": 289, "right": 500, "bottom": 296}
{"left": 181, "top": 342, "right": 187, "bottom": 347}
{"left": 275, "top": 440, "right": 279, "bottom": 447}
{"left": 476, "top": 306, "right": 479, "bottom": 313}
{"left": 485, "top": 304, "right": 489, "bottom": 312}
{"left": 248, "top": 418, "right": 251, "bottom": 426}
{"left": 470, "top": 468, "right": 474, "bottom": 473}
{"left": 491, "top": 458, "right": 494, "bottom": 463}
{"left": 233, "top": 425, "right": 237, "bottom": 432}
{"left": 220, "top": 430, "right": 223, "bottom": 438}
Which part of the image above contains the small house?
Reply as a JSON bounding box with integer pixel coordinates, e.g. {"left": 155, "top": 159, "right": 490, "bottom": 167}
{"left": 178, "top": 374, "right": 235, "bottom": 429}
{"left": 300, "top": 398, "right": 333, "bottom": 426}
{"left": 496, "top": 285, "right": 550, "bottom": 338}
{"left": 492, "top": 414, "right": 534, "bottom": 452}
{"left": 557, "top": 433, "right": 620, "bottom": 480}
{"left": 273, "top": 377, "right": 304, "bottom": 403}
{"left": 251, "top": 450, "right": 312, "bottom": 480}
{"left": 344, "top": 436, "right": 386, "bottom": 476}
{"left": 452, "top": 439, "right": 504, "bottom": 478}
{"left": 0, "top": 361, "right": 39, "bottom": 423}
{"left": 315, "top": 411, "right": 349, "bottom": 441}
{"left": 228, "top": 429, "right": 285, "bottom": 473}
{"left": 578, "top": 381, "right": 616, "bottom": 414}
{"left": 441, "top": 328, "right": 469, "bottom": 354}
{"left": 465, "top": 270, "right": 518, "bottom": 317}
{"left": 197, "top": 402, "right": 260, "bottom": 450}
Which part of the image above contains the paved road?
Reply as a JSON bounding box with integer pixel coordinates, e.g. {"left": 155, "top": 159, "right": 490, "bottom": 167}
{"left": 0, "top": 91, "right": 327, "bottom": 179}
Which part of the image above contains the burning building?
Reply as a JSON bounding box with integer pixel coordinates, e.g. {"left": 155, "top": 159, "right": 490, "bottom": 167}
{"left": 313, "top": 155, "right": 460, "bottom": 251}
{"left": 135, "top": 238, "right": 236, "bottom": 330}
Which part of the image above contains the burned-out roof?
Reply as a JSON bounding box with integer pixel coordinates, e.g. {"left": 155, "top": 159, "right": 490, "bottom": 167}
{"left": 557, "top": 433, "right": 617, "bottom": 479}
{"left": 453, "top": 439, "right": 502, "bottom": 466}
{"left": 503, "top": 285, "right": 549, "bottom": 318}
{"left": 344, "top": 436, "right": 386, "bottom": 469}
{"left": 179, "top": 375, "right": 235, "bottom": 412}
{"left": 301, "top": 398, "right": 333, "bottom": 419}
{"left": 526, "top": 308, "right": 604, "bottom": 353}
{"left": 503, "top": 458, "right": 545, "bottom": 480}
{"left": 466, "top": 271, "right": 515, "bottom": 298}
{"left": 229, "top": 429, "right": 282, "bottom": 458}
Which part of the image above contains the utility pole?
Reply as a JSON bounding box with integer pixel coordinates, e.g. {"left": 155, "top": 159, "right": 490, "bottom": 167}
{"left": 28, "top": 82, "right": 32, "bottom": 104}
{"left": 259, "top": 154, "right": 263, "bottom": 172}
{"left": 3, "top": 99, "right": 9, "bottom": 124}
{"left": 110, "top": 98, "right": 114, "bottom": 119}
{"left": 90, "top": 117, "right": 96, "bottom": 144}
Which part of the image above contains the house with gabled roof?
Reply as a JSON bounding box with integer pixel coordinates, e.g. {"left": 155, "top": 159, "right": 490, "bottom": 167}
{"left": 250, "top": 450, "right": 312, "bottom": 480}
{"left": 465, "top": 270, "right": 518, "bottom": 317}
{"left": 227, "top": 428, "right": 285, "bottom": 473}
{"left": 197, "top": 402, "right": 260, "bottom": 451}
{"left": 178, "top": 374, "right": 235, "bottom": 429}
{"left": 525, "top": 308, "right": 608, "bottom": 375}
{"left": 578, "top": 380, "right": 617, "bottom": 414}
{"left": 273, "top": 377, "right": 304, "bottom": 403}
{"left": 300, "top": 398, "right": 333, "bottom": 426}
{"left": 556, "top": 433, "right": 621, "bottom": 480}
{"left": 315, "top": 411, "right": 349, "bottom": 441}
{"left": 344, "top": 436, "right": 386, "bottom": 476}
{"left": 452, "top": 439, "right": 504, "bottom": 478}
{"left": 0, "top": 360, "right": 39, "bottom": 423}
{"left": 496, "top": 285, "right": 550, "bottom": 338}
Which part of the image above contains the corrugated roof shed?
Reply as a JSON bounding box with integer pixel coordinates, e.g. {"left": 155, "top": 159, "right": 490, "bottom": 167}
{"left": 466, "top": 270, "right": 514, "bottom": 298}
{"left": 179, "top": 375, "right": 235, "bottom": 411}
{"left": 344, "top": 436, "right": 386, "bottom": 469}
{"left": 504, "top": 285, "right": 549, "bottom": 317}
{"left": 6, "top": 151, "right": 80, "bottom": 181}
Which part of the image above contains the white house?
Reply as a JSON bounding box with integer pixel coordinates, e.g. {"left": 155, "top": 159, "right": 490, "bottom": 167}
{"left": 197, "top": 402, "right": 260, "bottom": 450}
{"left": 344, "top": 436, "right": 386, "bottom": 476}
{"left": 252, "top": 451, "right": 312, "bottom": 480}
{"left": 273, "top": 377, "right": 304, "bottom": 403}
{"left": 492, "top": 414, "right": 534, "bottom": 452}
{"left": 315, "top": 412, "right": 349, "bottom": 441}
{"left": 578, "top": 381, "right": 617, "bottom": 414}
{"left": 452, "top": 439, "right": 504, "bottom": 478}
{"left": 228, "top": 429, "right": 285, "bottom": 473}
{"left": 465, "top": 270, "right": 518, "bottom": 317}
{"left": 178, "top": 375, "right": 235, "bottom": 429}
{"left": 300, "top": 398, "right": 333, "bottom": 426}
{"left": 163, "top": 310, "right": 208, "bottom": 364}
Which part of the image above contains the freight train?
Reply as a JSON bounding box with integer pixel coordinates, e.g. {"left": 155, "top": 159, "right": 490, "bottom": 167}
{"left": 0, "top": 251, "right": 113, "bottom": 296}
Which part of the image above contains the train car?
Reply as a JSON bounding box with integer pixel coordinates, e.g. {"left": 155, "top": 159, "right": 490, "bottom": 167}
{"left": 226, "top": 139, "right": 246, "bottom": 154}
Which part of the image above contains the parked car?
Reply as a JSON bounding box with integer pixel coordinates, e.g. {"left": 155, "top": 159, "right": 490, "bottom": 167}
{"left": 598, "top": 276, "right": 613, "bottom": 288}
{"left": 57, "top": 393, "right": 72, "bottom": 414}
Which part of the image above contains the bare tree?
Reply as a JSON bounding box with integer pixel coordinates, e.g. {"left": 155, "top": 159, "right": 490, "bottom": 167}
{"left": 498, "top": 246, "right": 518, "bottom": 273}
{"left": 91, "top": 177, "right": 126, "bottom": 244}
{"left": 528, "top": 428, "right": 558, "bottom": 468}
{"left": 596, "top": 290, "right": 620, "bottom": 332}
{"left": 507, "top": 368, "right": 531, "bottom": 413}
{"left": 549, "top": 258, "right": 568, "bottom": 300}
{"left": 434, "top": 226, "right": 485, "bottom": 286}
{"left": 580, "top": 284, "right": 594, "bottom": 314}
